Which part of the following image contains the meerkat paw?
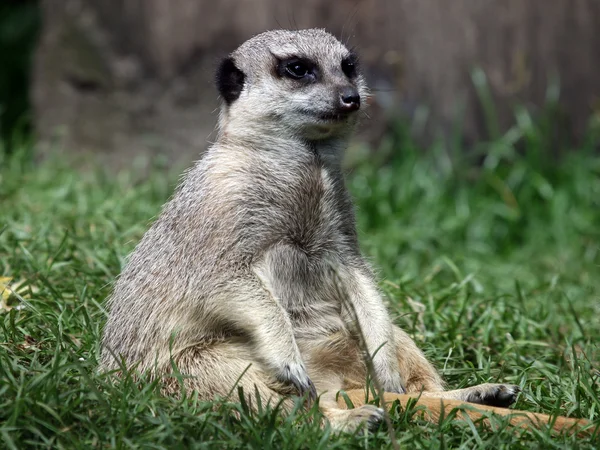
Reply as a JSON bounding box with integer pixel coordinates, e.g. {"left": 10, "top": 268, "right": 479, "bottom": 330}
{"left": 374, "top": 359, "right": 406, "bottom": 394}
{"left": 380, "top": 372, "right": 406, "bottom": 395}
{"left": 274, "top": 361, "right": 317, "bottom": 401}
{"left": 464, "top": 383, "right": 520, "bottom": 407}
{"left": 326, "top": 405, "right": 385, "bottom": 433}
{"left": 442, "top": 383, "right": 520, "bottom": 408}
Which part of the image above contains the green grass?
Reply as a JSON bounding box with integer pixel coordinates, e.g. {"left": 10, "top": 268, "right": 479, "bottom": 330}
{"left": 1, "top": 125, "right": 599, "bottom": 448}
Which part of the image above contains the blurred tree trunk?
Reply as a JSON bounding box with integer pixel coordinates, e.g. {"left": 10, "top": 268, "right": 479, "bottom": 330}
{"left": 32, "top": 0, "right": 600, "bottom": 169}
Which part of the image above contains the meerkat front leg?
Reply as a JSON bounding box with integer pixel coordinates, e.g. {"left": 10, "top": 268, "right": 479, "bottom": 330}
{"left": 337, "top": 265, "right": 406, "bottom": 394}
{"left": 225, "top": 271, "right": 317, "bottom": 401}
{"left": 250, "top": 244, "right": 327, "bottom": 400}
{"left": 330, "top": 264, "right": 519, "bottom": 409}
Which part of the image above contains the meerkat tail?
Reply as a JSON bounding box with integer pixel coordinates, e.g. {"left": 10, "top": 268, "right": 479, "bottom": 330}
{"left": 338, "top": 389, "right": 595, "bottom": 436}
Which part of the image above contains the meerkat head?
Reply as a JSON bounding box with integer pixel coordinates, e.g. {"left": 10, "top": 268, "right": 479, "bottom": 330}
{"left": 215, "top": 29, "right": 368, "bottom": 142}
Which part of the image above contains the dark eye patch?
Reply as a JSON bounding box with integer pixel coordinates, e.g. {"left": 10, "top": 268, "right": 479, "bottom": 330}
{"left": 341, "top": 53, "right": 359, "bottom": 79}
{"left": 276, "top": 57, "right": 318, "bottom": 82}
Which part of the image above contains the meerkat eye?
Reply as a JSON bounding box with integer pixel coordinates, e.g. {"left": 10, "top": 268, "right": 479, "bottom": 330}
{"left": 286, "top": 61, "right": 310, "bottom": 78}
{"left": 278, "top": 58, "right": 317, "bottom": 81}
{"left": 341, "top": 55, "right": 358, "bottom": 78}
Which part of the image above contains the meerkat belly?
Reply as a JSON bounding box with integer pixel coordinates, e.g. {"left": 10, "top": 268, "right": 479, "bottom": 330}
{"left": 263, "top": 241, "right": 346, "bottom": 338}
{"left": 283, "top": 273, "right": 346, "bottom": 339}
{"left": 290, "top": 279, "right": 344, "bottom": 335}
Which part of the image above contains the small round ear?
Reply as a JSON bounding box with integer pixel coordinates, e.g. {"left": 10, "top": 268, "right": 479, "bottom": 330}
{"left": 215, "top": 57, "right": 245, "bottom": 105}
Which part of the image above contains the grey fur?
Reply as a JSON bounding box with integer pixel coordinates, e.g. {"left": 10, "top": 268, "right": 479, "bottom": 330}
{"left": 101, "top": 29, "right": 518, "bottom": 431}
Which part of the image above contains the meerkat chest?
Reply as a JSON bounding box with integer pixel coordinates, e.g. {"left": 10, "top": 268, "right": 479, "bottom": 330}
{"left": 275, "top": 164, "right": 357, "bottom": 256}
{"left": 267, "top": 242, "right": 347, "bottom": 334}
{"left": 255, "top": 163, "right": 358, "bottom": 333}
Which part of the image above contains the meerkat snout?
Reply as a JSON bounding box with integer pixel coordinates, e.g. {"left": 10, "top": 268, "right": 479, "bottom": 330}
{"left": 337, "top": 85, "right": 361, "bottom": 113}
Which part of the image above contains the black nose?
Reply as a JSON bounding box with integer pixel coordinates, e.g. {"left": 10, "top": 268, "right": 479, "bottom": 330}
{"left": 338, "top": 86, "right": 360, "bottom": 112}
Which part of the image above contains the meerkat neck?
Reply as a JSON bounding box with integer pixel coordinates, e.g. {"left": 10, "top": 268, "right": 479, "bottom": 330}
{"left": 218, "top": 116, "right": 350, "bottom": 167}
{"left": 305, "top": 139, "right": 348, "bottom": 167}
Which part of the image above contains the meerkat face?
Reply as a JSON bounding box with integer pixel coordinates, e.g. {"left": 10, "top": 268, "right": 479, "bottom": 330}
{"left": 216, "top": 29, "right": 368, "bottom": 141}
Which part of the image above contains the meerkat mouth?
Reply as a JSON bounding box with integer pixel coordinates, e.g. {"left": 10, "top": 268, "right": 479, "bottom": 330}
{"left": 319, "top": 112, "right": 352, "bottom": 122}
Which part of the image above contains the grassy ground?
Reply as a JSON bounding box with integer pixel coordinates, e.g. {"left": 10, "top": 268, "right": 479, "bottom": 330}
{"left": 1, "top": 126, "right": 599, "bottom": 448}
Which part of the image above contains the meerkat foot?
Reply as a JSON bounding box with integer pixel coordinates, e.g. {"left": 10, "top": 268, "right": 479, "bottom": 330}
{"left": 324, "top": 405, "right": 385, "bottom": 433}
{"left": 463, "top": 383, "right": 520, "bottom": 407}
{"left": 430, "top": 383, "right": 520, "bottom": 408}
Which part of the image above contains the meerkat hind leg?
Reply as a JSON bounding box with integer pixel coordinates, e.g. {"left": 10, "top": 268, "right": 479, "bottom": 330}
{"left": 392, "top": 326, "right": 519, "bottom": 408}
{"left": 338, "top": 389, "right": 592, "bottom": 435}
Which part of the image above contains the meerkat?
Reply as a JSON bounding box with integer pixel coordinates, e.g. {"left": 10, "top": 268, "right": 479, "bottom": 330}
{"left": 101, "top": 29, "right": 591, "bottom": 434}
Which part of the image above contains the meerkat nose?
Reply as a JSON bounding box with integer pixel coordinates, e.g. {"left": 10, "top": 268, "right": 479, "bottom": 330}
{"left": 338, "top": 86, "right": 361, "bottom": 112}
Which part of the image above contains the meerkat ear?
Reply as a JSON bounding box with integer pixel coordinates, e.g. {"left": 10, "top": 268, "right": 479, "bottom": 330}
{"left": 216, "top": 57, "right": 245, "bottom": 105}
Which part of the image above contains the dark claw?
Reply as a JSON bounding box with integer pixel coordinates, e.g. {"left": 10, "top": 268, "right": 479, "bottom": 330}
{"left": 305, "top": 378, "right": 318, "bottom": 401}
{"left": 367, "top": 414, "right": 384, "bottom": 432}
{"left": 381, "top": 379, "right": 406, "bottom": 394}
{"left": 390, "top": 384, "right": 406, "bottom": 395}
{"left": 291, "top": 375, "right": 317, "bottom": 402}
{"left": 277, "top": 364, "right": 317, "bottom": 403}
